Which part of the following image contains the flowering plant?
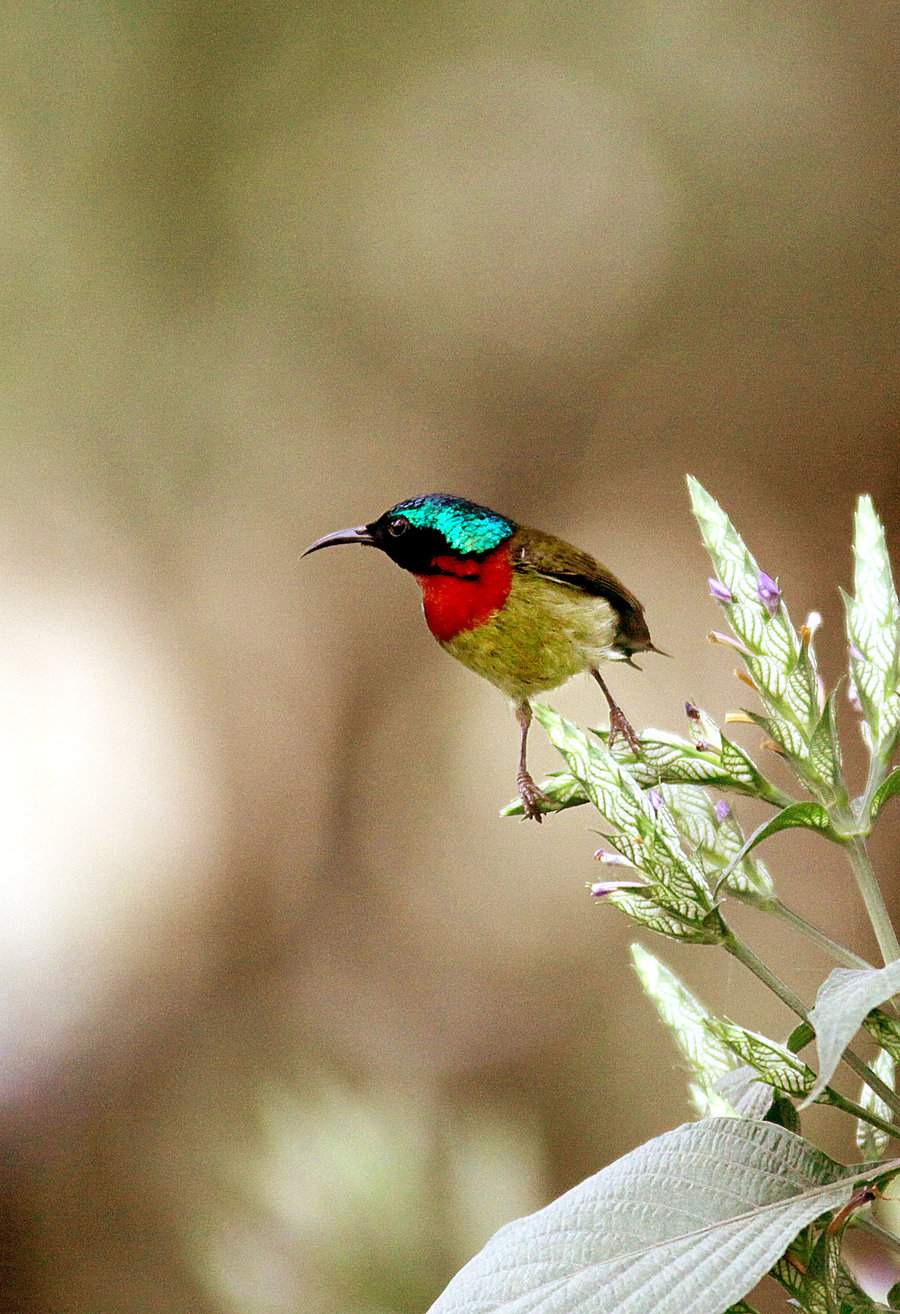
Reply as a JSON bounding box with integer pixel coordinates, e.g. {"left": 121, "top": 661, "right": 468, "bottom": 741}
{"left": 430, "top": 480, "right": 900, "bottom": 1314}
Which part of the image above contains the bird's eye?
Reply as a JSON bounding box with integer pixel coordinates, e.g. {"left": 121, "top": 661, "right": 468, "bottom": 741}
{"left": 388, "top": 516, "right": 410, "bottom": 537}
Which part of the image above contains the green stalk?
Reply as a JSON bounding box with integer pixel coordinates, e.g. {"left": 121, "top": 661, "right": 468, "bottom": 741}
{"left": 721, "top": 929, "right": 807, "bottom": 1017}
{"left": 843, "top": 836, "right": 900, "bottom": 965}
{"left": 821, "top": 1088, "right": 900, "bottom": 1142}
{"left": 721, "top": 929, "right": 900, "bottom": 1119}
{"left": 765, "top": 899, "right": 872, "bottom": 970}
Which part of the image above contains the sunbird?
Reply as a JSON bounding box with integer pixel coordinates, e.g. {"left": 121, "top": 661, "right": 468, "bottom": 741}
{"left": 304, "top": 495, "right": 661, "bottom": 821}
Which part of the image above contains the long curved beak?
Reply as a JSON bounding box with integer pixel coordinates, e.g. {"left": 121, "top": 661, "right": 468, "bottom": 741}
{"left": 302, "top": 525, "right": 377, "bottom": 556}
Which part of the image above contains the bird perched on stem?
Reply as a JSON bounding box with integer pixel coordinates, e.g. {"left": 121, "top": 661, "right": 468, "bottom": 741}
{"left": 304, "top": 495, "right": 662, "bottom": 821}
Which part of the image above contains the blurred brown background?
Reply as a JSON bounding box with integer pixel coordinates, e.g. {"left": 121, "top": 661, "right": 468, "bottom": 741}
{"left": 0, "top": 3, "right": 898, "bottom": 1311}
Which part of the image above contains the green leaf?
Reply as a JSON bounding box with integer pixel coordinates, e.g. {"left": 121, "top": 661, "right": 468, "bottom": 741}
{"left": 428, "top": 1118, "right": 899, "bottom": 1314}
{"left": 871, "top": 768, "right": 900, "bottom": 823}
{"left": 845, "top": 495, "right": 900, "bottom": 759}
{"left": 718, "top": 802, "right": 836, "bottom": 887}
{"left": 805, "top": 962, "right": 900, "bottom": 1105}
{"left": 705, "top": 1019, "right": 816, "bottom": 1096}
{"left": 532, "top": 703, "right": 647, "bottom": 834}
{"left": 863, "top": 1008, "right": 900, "bottom": 1062}
{"left": 719, "top": 733, "right": 783, "bottom": 798}
{"left": 631, "top": 945, "right": 737, "bottom": 1116}
{"left": 808, "top": 691, "right": 843, "bottom": 793}
{"left": 794, "top": 1228, "right": 878, "bottom": 1314}
{"left": 857, "top": 1048, "right": 896, "bottom": 1161}
{"left": 604, "top": 889, "right": 724, "bottom": 944}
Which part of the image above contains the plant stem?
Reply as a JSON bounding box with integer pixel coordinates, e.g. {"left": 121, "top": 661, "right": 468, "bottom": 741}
{"left": 822, "top": 1089, "right": 900, "bottom": 1142}
{"left": 721, "top": 929, "right": 807, "bottom": 1016}
{"left": 841, "top": 1048, "right": 900, "bottom": 1120}
{"left": 766, "top": 899, "right": 873, "bottom": 970}
{"left": 721, "top": 928, "right": 900, "bottom": 1119}
{"left": 843, "top": 837, "right": 900, "bottom": 965}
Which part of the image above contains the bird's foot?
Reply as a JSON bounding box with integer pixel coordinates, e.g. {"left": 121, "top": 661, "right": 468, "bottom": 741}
{"left": 608, "top": 707, "right": 642, "bottom": 756}
{"left": 517, "top": 770, "right": 551, "bottom": 823}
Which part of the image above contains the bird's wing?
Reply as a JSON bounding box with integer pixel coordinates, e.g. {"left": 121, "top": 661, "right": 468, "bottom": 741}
{"left": 510, "top": 524, "right": 653, "bottom": 653}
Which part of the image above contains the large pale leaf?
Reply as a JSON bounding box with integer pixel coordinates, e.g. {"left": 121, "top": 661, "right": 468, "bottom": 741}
{"left": 715, "top": 1066, "right": 775, "bottom": 1121}
{"left": 429, "top": 1118, "right": 898, "bottom": 1314}
{"left": 805, "top": 962, "right": 900, "bottom": 1105}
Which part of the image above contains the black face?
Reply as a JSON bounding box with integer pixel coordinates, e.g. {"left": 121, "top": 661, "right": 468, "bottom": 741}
{"left": 364, "top": 509, "right": 462, "bottom": 575}
{"left": 303, "top": 495, "right": 515, "bottom": 575}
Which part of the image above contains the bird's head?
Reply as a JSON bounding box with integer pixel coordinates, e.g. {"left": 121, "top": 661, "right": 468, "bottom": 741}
{"left": 303, "top": 495, "right": 515, "bottom": 575}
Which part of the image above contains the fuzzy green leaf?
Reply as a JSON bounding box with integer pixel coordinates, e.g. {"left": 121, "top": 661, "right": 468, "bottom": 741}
{"left": 429, "top": 1118, "right": 900, "bottom": 1314}
{"left": 718, "top": 733, "right": 793, "bottom": 805}
{"left": 631, "top": 945, "right": 737, "bottom": 1115}
{"left": 805, "top": 962, "right": 900, "bottom": 1106}
{"left": 706, "top": 1020, "right": 816, "bottom": 1096}
{"left": 845, "top": 495, "right": 900, "bottom": 759}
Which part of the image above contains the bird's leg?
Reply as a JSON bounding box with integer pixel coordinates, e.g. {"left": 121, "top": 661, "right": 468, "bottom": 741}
{"left": 516, "top": 700, "right": 550, "bottom": 823}
{"left": 591, "top": 669, "right": 642, "bottom": 755}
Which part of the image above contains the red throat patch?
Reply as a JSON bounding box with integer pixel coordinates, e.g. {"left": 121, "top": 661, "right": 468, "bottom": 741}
{"left": 414, "top": 543, "right": 514, "bottom": 642}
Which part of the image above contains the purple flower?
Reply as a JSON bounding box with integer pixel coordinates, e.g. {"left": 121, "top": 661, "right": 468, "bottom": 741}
{"left": 647, "top": 788, "right": 663, "bottom": 813}
{"left": 715, "top": 799, "right": 730, "bottom": 823}
{"left": 685, "top": 701, "right": 700, "bottom": 720}
{"left": 593, "top": 850, "right": 634, "bottom": 867}
{"left": 847, "top": 681, "right": 863, "bottom": 713}
{"left": 709, "top": 630, "right": 753, "bottom": 656}
{"left": 850, "top": 643, "right": 866, "bottom": 663}
{"left": 590, "top": 879, "right": 647, "bottom": 899}
{"left": 757, "top": 570, "right": 781, "bottom": 617}
{"left": 708, "top": 578, "right": 733, "bottom": 604}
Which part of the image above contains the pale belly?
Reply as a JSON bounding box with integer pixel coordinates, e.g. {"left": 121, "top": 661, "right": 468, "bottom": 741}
{"left": 439, "top": 573, "right": 618, "bottom": 702}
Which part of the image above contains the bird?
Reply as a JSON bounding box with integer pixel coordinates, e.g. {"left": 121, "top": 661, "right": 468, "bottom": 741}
{"left": 303, "top": 494, "right": 661, "bottom": 821}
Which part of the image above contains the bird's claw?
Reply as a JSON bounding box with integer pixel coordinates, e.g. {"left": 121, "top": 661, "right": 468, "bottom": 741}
{"left": 608, "top": 708, "right": 642, "bottom": 756}
{"left": 517, "top": 771, "right": 551, "bottom": 823}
